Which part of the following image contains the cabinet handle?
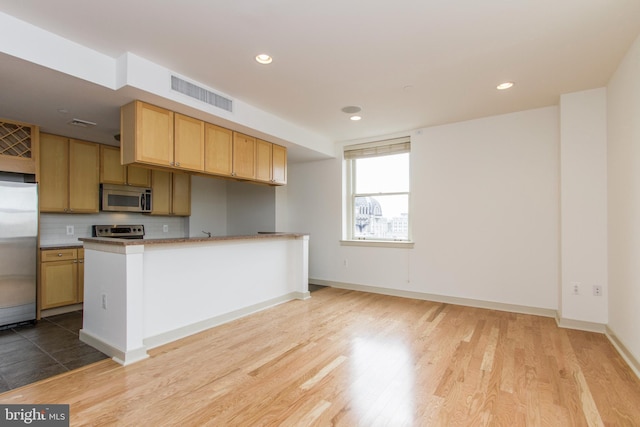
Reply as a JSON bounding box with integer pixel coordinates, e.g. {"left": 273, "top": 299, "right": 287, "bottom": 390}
{"left": 170, "top": 161, "right": 175, "bottom": 166}
{"left": 57, "top": 253, "right": 63, "bottom": 257}
{"left": 176, "top": 162, "right": 180, "bottom": 167}
{"left": 79, "top": 260, "right": 84, "bottom": 263}
{"left": 73, "top": 260, "right": 78, "bottom": 263}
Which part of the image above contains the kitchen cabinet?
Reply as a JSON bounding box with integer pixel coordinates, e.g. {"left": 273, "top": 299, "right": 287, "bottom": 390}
{"left": 39, "top": 133, "right": 99, "bottom": 213}
{"left": 0, "top": 118, "right": 39, "bottom": 176}
{"left": 232, "top": 132, "right": 256, "bottom": 180}
{"left": 121, "top": 101, "right": 205, "bottom": 173}
{"left": 272, "top": 144, "right": 287, "bottom": 185}
{"left": 120, "top": 100, "right": 288, "bottom": 186}
{"left": 100, "top": 145, "right": 150, "bottom": 187}
{"left": 121, "top": 100, "right": 174, "bottom": 167}
{"left": 40, "top": 248, "right": 83, "bottom": 310}
{"left": 255, "top": 139, "right": 287, "bottom": 185}
{"left": 78, "top": 248, "right": 85, "bottom": 303}
{"left": 204, "top": 123, "right": 233, "bottom": 176}
{"left": 174, "top": 113, "right": 204, "bottom": 172}
{"left": 151, "top": 170, "right": 191, "bottom": 216}
{"left": 255, "top": 139, "right": 272, "bottom": 183}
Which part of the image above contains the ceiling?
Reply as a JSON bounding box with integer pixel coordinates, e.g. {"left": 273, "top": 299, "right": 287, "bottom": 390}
{"left": 0, "top": 1, "right": 639, "bottom": 162}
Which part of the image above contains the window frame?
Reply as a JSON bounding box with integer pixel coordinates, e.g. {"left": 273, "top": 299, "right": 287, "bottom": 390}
{"left": 343, "top": 137, "right": 413, "bottom": 246}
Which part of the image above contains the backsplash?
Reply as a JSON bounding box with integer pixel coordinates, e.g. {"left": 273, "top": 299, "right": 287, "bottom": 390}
{"left": 40, "top": 213, "right": 188, "bottom": 246}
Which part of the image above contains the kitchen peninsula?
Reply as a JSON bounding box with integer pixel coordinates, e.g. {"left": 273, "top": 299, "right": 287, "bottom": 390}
{"left": 78, "top": 233, "right": 309, "bottom": 365}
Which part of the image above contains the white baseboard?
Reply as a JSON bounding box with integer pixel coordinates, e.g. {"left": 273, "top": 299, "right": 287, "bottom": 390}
{"left": 555, "top": 314, "right": 606, "bottom": 333}
{"left": 80, "top": 329, "right": 149, "bottom": 366}
{"left": 606, "top": 326, "right": 640, "bottom": 380}
{"left": 143, "top": 291, "right": 308, "bottom": 351}
{"left": 311, "top": 279, "right": 556, "bottom": 318}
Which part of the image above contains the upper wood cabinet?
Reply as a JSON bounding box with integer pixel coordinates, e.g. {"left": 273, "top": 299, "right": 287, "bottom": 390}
{"left": 256, "top": 139, "right": 287, "bottom": 185}
{"left": 121, "top": 100, "right": 287, "bottom": 186}
{"left": 204, "top": 123, "right": 233, "bottom": 176}
{"left": 0, "top": 118, "right": 39, "bottom": 176}
{"left": 255, "top": 139, "right": 272, "bottom": 183}
{"left": 232, "top": 132, "right": 256, "bottom": 180}
{"left": 151, "top": 170, "right": 191, "bottom": 216}
{"left": 40, "top": 133, "right": 99, "bottom": 213}
{"left": 121, "top": 101, "right": 174, "bottom": 167}
{"left": 121, "top": 101, "right": 205, "bottom": 173}
{"left": 272, "top": 144, "right": 287, "bottom": 185}
{"left": 174, "top": 113, "right": 204, "bottom": 172}
{"left": 100, "top": 145, "right": 150, "bottom": 187}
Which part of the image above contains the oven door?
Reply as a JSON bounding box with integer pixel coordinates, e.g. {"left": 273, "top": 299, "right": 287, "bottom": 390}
{"left": 100, "top": 184, "right": 152, "bottom": 213}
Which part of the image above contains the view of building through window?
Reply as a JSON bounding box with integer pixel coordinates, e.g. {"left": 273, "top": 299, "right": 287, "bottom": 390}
{"left": 351, "top": 152, "right": 410, "bottom": 240}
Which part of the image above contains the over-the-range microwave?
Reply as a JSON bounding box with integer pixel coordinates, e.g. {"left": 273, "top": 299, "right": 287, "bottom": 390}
{"left": 100, "top": 184, "right": 152, "bottom": 213}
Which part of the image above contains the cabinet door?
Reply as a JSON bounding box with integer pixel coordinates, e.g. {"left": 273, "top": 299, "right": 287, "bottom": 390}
{"left": 204, "top": 123, "right": 233, "bottom": 176}
{"left": 232, "top": 133, "right": 256, "bottom": 179}
{"left": 41, "top": 260, "right": 78, "bottom": 309}
{"left": 172, "top": 172, "right": 191, "bottom": 216}
{"left": 69, "top": 139, "right": 99, "bottom": 213}
{"left": 137, "top": 102, "right": 174, "bottom": 167}
{"left": 255, "top": 139, "right": 272, "bottom": 183}
{"left": 126, "top": 165, "right": 151, "bottom": 187}
{"left": 174, "top": 113, "right": 204, "bottom": 172}
{"left": 39, "top": 133, "right": 69, "bottom": 212}
{"left": 272, "top": 144, "right": 287, "bottom": 185}
{"left": 77, "top": 249, "right": 84, "bottom": 303}
{"left": 151, "top": 169, "right": 172, "bottom": 215}
{"left": 100, "top": 145, "right": 126, "bottom": 184}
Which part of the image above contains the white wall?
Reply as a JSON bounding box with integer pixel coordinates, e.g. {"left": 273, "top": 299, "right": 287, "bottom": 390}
{"left": 559, "top": 88, "right": 608, "bottom": 324}
{"left": 226, "top": 181, "right": 276, "bottom": 235}
{"left": 188, "top": 175, "right": 228, "bottom": 237}
{"left": 607, "top": 34, "right": 640, "bottom": 363}
{"left": 40, "top": 212, "right": 187, "bottom": 246}
{"left": 287, "top": 107, "right": 560, "bottom": 310}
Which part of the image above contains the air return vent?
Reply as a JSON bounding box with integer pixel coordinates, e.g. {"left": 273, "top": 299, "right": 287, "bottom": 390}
{"left": 171, "top": 76, "right": 233, "bottom": 112}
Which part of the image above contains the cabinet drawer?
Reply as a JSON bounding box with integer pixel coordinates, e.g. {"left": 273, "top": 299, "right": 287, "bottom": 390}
{"left": 41, "top": 248, "right": 78, "bottom": 262}
{"left": 77, "top": 248, "right": 84, "bottom": 259}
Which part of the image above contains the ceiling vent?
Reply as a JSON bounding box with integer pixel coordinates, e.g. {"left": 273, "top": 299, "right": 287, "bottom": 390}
{"left": 171, "top": 75, "right": 233, "bottom": 113}
{"left": 68, "top": 118, "right": 97, "bottom": 127}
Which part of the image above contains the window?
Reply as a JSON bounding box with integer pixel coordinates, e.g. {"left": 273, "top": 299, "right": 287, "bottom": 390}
{"left": 344, "top": 138, "right": 411, "bottom": 243}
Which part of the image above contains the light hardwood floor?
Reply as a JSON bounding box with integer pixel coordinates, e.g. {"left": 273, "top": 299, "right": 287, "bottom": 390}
{"left": 1, "top": 287, "right": 639, "bottom": 426}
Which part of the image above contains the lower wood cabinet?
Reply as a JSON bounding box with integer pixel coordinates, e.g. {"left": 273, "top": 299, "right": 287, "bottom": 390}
{"left": 40, "top": 248, "right": 84, "bottom": 310}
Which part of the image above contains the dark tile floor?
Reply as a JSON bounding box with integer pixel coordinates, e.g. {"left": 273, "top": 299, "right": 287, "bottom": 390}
{"left": 0, "top": 311, "right": 108, "bottom": 393}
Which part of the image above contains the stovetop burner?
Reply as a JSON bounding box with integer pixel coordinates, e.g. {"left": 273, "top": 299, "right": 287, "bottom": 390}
{"left": 93, "top": 224, "right": 145, "bottom": 239}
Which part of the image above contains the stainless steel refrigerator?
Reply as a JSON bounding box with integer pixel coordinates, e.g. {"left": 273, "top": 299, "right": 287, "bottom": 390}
{"left": 0, "top": 180, "right": 38, "bottom": 329}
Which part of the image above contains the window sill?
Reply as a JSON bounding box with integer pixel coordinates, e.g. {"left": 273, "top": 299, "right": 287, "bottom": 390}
{"left": 340, "top": 240, "right": 415, "bottom": 249}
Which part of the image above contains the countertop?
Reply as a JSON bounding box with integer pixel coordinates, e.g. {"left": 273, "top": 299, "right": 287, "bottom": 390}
{"left": 79, "top": 232, "right": 308, "bottom": 246}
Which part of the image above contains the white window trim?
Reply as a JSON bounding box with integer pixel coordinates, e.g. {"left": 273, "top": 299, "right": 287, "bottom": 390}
{"left": 343, "top": 137, "right": 412, "bottom": 245}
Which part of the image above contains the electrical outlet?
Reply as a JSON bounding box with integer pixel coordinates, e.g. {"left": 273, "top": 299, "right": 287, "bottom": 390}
{"left": 101, "top": 294, "right": 107, "bottom": 310}
{"left": 593, "top": 285, "right": 603, "bottom": 296}
{"left": 66, "top": 225, "right": 74, "bottom": 236}
{"left": 163, "top": 224, "right": 169, "bottom": 233}
{"left": 571, "top": 282, "right": 580, "bottom": 295}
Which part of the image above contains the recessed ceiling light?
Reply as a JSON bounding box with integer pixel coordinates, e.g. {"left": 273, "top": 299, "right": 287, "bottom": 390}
{"left": 350, "top": 115, "right": 362, "bottom": 121}
{"left": 496, "top": 81, "right": 515, "bottom": 90}
{"left": 255, "top": 54, "right": 273, "bottom": 64}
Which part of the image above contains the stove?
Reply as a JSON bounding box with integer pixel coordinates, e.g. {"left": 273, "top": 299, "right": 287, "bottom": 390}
{"left": 93, "top": 224, "right": 145, "bottom": 239}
